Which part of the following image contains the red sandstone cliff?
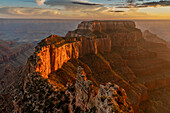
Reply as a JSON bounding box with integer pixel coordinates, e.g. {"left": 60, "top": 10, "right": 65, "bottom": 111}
{"left": 27, "top": 34, "right": 111, "bottom": 78}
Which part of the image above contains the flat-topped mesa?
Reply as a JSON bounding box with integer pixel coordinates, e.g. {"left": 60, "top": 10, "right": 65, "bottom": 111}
{"left": 77, "top": 20, "right": 136, "bottom": 31}
{"left": 66, "top": 20, "right": 143, "bottom": 47}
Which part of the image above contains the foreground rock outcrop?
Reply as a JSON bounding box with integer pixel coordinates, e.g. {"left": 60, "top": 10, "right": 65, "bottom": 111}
{"left": 0, "top": 66, "right": 133, "bottom": 113}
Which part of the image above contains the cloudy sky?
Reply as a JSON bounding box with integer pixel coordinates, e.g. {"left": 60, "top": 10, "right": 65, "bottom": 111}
{"left": 0, "top": 0, "right": 170, "bottom": 19}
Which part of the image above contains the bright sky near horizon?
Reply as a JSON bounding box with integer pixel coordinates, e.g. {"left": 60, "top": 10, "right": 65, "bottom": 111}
{"left": 0, "top": 0, "right": 170, "bottom": 19}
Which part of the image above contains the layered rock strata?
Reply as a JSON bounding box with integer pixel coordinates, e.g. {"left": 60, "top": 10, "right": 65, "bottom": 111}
{"left": 28, "top": 34, "right": 111, "bottom": 78}
{"left": 66, "top": 20, "right": 142, "bottom": 47}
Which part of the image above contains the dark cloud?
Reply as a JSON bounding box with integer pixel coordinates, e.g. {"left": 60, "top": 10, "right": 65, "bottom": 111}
{"left": 41, "top": 0, "right": 170, "bottom": 9}
{"left": 142, "top": 1, "right": 170, "bottom": 7}
{"left": 109, "top": 10, "right": 125, "bottom": 13}
{"left": 44, "top": 0, "right": 102, "bottom": 7}
{"left": 109, "top": 0, "right": 170, "bottom": 8}
{"left": 43, "top": 0, "right": 105, "bottom": 14}
{"left": 72, "top": 2, "right": 102, "bottom": 6}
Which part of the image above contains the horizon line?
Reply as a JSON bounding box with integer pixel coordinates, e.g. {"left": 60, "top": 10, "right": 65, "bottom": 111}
{"left": 0, "top": 18, "right": 170, "bottom": 21}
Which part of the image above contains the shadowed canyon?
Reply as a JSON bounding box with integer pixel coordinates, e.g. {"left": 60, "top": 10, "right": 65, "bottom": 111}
{"left": 0, "top": 20, "right": 170, "bottom": 113}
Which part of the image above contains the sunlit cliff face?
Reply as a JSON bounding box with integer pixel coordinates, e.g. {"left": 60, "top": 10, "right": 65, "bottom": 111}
{"left": 34, "top": 34, "right": 111, "bottom": 78}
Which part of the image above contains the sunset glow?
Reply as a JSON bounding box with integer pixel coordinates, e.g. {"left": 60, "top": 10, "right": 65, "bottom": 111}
{"left": 0, "top": 0, "right": 170, "bottom": 19}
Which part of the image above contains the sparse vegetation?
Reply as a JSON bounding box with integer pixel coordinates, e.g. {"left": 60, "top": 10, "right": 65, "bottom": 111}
{"left": 101, "top": 95, "right": 107, "bottom": 102}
